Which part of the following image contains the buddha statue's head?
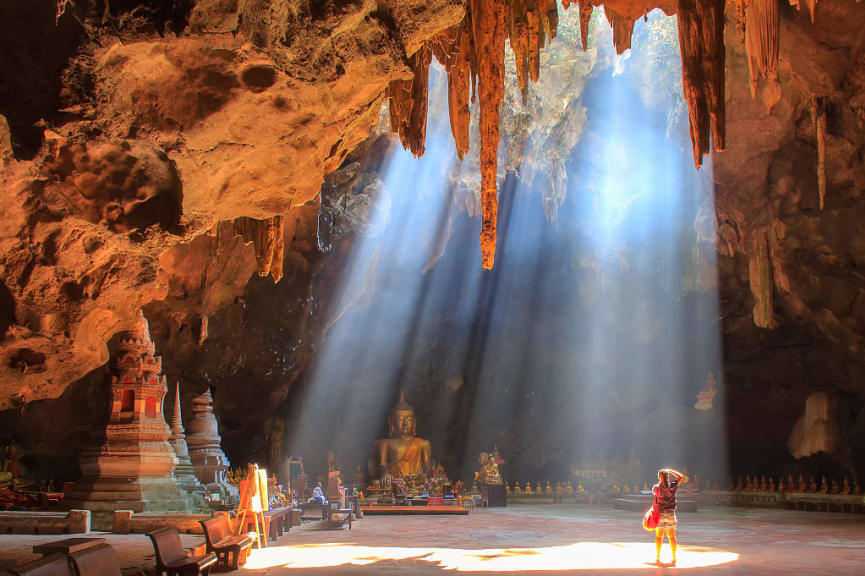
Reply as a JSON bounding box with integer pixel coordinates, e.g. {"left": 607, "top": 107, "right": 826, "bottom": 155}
{"left": 387, "top": 390, "right": 417, "bottom": 439}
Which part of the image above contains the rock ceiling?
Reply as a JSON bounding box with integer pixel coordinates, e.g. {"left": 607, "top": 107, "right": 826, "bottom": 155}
{"left": 1, "top": 0, "right": 864, "bottom": 409}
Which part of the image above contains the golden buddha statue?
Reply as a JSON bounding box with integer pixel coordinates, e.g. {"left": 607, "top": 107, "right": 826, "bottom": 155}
{"left": 372, "top": 391, "right": 431, "bottom": 478}
{"left": 475, "top": 452, "right": 503, "bottom": 485}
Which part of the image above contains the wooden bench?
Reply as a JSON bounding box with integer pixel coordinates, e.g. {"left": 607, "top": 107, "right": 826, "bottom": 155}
{"left": 198, "top": 515, "right": 253, "bottom": 570}
{"left": 68, "top": 543, "right": 121, "bottom": 576}
{"left": 148, "top": 527, "right": 217, "bottom": 576}
{"left": 9, "top": 554, "right": 74, "bottom": 576}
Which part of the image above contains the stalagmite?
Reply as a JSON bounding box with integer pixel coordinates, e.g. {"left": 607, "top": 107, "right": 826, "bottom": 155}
{"left": 741, "top": 0, "right": 781, "bottom": 109}
{"left": 472, "top": 0, "right": 507, "bottom": 270}
{"left": 677, "top": 0, "right": 726, "bottom": 167}
{"left": 812, "top": 97, "right": 827, "bottom": 210}
{"left": 218, "top": 215, "right": 285, "bottom": 282}
{"left": 387, "top": 45, "right": 433, "bottom": 157}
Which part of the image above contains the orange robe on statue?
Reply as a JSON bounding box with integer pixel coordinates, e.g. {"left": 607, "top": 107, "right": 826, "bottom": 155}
{"left": 390, "top": 437, "right": 424, "bottom": 477}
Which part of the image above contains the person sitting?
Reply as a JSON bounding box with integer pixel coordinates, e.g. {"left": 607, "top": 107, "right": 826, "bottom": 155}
{"left": 308, "top": 482, "right": 327, "bottom": 505}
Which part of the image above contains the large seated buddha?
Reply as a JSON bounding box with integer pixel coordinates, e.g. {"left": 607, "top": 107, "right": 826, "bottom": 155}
{"left": 372, "top": 391, "right": 432, "bottom": 479}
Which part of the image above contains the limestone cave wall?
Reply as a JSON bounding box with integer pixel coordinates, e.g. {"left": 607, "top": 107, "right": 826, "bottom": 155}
{"left": 1, "top": 1, "right": 865, "bottom": 486}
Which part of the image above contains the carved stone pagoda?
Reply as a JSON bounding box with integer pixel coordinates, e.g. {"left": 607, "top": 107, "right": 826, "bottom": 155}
{"left": 185, "top": 388, "right": 238, "bottom": 503}
{"left": 168, "top": 382, "right": 203, "bottom": 494}
{"left": 64, "top": 310, "right": 188, "bottom": 528}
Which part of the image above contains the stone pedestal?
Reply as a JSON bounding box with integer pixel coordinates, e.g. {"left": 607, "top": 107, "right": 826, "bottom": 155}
{"left": 64, "top": 311, "right": 188, "bottom": 529}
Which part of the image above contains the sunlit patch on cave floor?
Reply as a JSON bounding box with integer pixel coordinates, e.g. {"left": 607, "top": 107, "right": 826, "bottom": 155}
{"left": 242, "top": 541, "right": 739, "bottom": 571}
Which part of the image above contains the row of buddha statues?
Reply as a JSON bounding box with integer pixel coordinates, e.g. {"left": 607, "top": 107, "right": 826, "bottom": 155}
{"left": 506, "top": 480, "right": 655, "bottom": 495}
{"left": 725, "top": 474, "right": 863, "bottom": 495}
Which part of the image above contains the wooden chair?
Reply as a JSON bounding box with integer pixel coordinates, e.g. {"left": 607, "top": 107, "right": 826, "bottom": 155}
{"left": 199, "top": 515, "right": 254, "bottom": 570}
{"left": 10, "top": 554, "right": 74, "bottom": 576}
{"left": 148, "top": 527, "right": 217, "bottom": 576}
{"left": 68, "top": 544, "right": 121, "bottom": 576}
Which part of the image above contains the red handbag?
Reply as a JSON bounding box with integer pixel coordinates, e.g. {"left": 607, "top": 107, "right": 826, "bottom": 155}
{"left": 642, "top": 486, "right": 659, "bottom": 531}
{"left": 642, "top": 505, "right": 659, "bottom": 531}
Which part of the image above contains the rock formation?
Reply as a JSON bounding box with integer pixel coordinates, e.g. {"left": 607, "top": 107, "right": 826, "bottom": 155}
{"left": 63, "top": 310, "right": 187, "bottom": 528}
{"left": 1, "top": 0, "right": 865, "bottom": 486}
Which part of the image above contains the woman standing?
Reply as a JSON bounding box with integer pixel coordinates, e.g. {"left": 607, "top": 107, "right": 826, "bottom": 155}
{"left": 653, "top": 468, "right": 689, "bottom": 564}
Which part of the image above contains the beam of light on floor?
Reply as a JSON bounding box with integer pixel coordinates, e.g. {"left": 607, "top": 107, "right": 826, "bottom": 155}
{"left": 242, "top": 541, "right": 739, "bottom": 571}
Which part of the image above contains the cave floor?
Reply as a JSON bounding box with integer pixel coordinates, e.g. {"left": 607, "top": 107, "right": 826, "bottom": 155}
{"left": 1, "top": 505, "right": 864, "bottom": 575}
{"left": 235, "top": 504, "right": 865, "bottom": 575}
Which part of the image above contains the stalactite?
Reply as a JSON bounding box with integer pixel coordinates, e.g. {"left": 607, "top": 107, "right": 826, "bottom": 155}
{"left": 507, "top": 1, "right": 559, "bottom": 103}
{"left": 789, "top": 0, "right": 819, "bottom": 22}
{"left": 578, "top": 0, "right": 593, "bottom": 52}
{"left": 603, "top": 5, "right": 635, "bottom": 54}
{"left": 430, "top": 26, "right": 472, "bottom": 160}
{"left": 218, "top": 215, "right": 285, "bottom": 282}
{"left": 471, "top": 0, "right": 507, "bottom": 270}
{"left": 749, "top": 229, "right": 775, "bottom": 329}
{"left": 812, "top": 97, "right": 827, "bottom": 210}
{"left": 677, "top": 0, "right": 726, "bottom": 168}
{"left": 387, "top": 45, "right": 433, "bottom": 157}
{"left": 741, "top": 0, "right": 781, "bottom": 109}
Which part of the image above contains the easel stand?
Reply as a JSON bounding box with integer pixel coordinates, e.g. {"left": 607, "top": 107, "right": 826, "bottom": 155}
{"left": 234, "top": 463, "right": 268, "bottom": 548}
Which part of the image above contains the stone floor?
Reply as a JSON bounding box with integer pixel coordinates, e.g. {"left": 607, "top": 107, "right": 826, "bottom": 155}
{"left": 0, "top": 532, "right": 203, "bottom": 575}
{"left": 1, "top": 505, "right": 864, "bottom": 575}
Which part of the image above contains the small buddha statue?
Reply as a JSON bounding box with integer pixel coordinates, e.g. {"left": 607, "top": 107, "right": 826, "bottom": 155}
{"left": 525, "top": 482, "right": 533, "bottom": 494}
{"left": 577, "top": 482, "right": 585, "bottom": 493}
{"left": 841, "top": 477, "right": 851, "bottom": 495}
{"left": 514, "top": 482, "right": 522, "bottom": 494}
{"left": 853, "top": 479, "right": 862, "bottom": 495}
{"left": 818, "top": 476, "right": 828, "bottom": 494}
{"left": 735, "top": 476, "right": 743, "bottom": 491}
{"left": 808, "top": 476, "right": 818, "bottom": 493}
{"left": 566, "top": 482, "right": 574, "bottom": 494}
{"left": 744, "top": 475, "right": 753, "bottom": 491}
{"left": 475, "top": 452, "right": 503, "bottom": 485}
{"left": 556, "top": 482, "right": 563, "bottom": 494}
{"left": 759, "top": 475, "right": 767, "bottom": 492}
{"left": 786, "top": 474, "right": 795, "bottom": 492}
{"left": 768, "top": 476, "right": 776, "bottom": 492}
{"left": 830, "top": 478, "right": 840, "bottom": 494}
{"left": 372, "top": 391, "right": 432, "bottom": 479}
{"left": 535, "top": 482, "right": 542, "bottom": 494}
{"left": 797, "top": 474, "right": 807, "bottom": 493}
{"left": 544, "top": 481, "right": 552, "bottom": 494}
{"left": 506, "top": 483, "right": 511, "bottom": 495}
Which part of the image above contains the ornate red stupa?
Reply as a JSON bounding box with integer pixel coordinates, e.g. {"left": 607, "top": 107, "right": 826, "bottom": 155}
{"left": 64, "top": 310, "right": 188, "bottom": 528}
